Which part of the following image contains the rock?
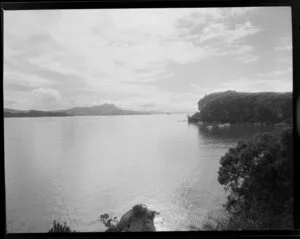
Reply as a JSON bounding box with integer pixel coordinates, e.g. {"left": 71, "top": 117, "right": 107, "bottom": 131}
{"left": 114, "top": 204, "right": 159, "bottom": 232}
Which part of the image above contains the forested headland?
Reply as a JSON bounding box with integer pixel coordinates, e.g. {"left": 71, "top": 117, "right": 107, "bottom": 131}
{"left": 188, "top": 91, "right": 292, "bottom": 125}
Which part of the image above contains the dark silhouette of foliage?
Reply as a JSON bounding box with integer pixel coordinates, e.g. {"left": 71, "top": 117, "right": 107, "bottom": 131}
{"left": 99, "top": 213, "right": 119, "bottom": 232}
{"left": 132, "top": 204, "right": 149, "bottom": 218}
{"left": 188, "top": 91, "right": 292, "bottom": 124}
{"left": 217, "top": 127, "right": 293, "bottom": 230}
{"left": 48, "top": 220, "right": 76, "bottom": 233}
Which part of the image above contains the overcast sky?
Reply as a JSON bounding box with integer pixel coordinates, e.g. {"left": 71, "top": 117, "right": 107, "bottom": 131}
{"left": 4, "top": 7, "right": 292, "bottom": 112}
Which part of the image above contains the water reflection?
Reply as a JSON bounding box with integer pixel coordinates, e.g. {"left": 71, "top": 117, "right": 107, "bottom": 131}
{"left": 195, "top": 123, "right": 275, "bottom": 144}
{"left": 174, "top": 122, "right": 276, "bottom": 230}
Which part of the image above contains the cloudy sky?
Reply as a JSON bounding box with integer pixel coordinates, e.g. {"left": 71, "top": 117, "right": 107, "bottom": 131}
{"left": 4, "top": 7, "right": 292, "bottom": 112}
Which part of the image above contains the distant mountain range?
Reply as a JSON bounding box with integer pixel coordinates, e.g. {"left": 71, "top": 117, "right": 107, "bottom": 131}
{"left": 3, "top": 104, "right": 170, "bottom": 118}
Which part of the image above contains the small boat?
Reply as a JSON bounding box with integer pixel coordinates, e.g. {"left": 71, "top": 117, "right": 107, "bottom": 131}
{"left": 223, "top": 123, "right": 231, "bottom": 127}
{"left": 207, "top": 125, "right": 213, "bottom": 130}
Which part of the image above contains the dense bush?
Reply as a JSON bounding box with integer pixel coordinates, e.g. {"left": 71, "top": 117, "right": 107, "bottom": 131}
{"left": 217, "top": 127, "right": 293, "bottom": 230}
{"left": 189, "top": 91, "right": 292, "bottom": 124}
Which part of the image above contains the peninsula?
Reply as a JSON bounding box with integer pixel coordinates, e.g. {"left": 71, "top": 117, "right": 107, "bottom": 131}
{"left": 188, "top": 91, "right": 292, "bottom": 125}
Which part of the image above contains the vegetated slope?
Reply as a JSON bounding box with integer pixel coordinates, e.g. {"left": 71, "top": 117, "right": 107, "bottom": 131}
{"left": 188, "top": 91, "right": 292, "bottom": 124}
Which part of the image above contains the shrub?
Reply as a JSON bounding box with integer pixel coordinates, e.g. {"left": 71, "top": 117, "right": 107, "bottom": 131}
{"left": 217, "top": 127, "right": 293, "bottom": 230}
{"left": 48, "top": 220, "right": 75, "bottom": 233}
{"left": 99, "top": 213, "right": 119, "bottom": 232}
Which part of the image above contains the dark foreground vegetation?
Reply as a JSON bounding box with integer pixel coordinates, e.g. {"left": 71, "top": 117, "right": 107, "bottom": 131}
{"left": 202, "top": 126, "right": 293, "bottom": 230}
{"left": 49, "top": 220, "right": 76, "bottom": 233}
{"left": 188, "top": 91, "right": 292, "bottom": 125}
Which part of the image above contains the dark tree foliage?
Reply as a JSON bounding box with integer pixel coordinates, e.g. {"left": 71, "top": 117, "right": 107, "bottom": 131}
{"left": 48, "top": 220, "right": 76, "bottom": 233}
{"left": 218, "top": 127, "right": 293, "bottom": 230}
{"left": 189, "top": 91, "right": 292, "bottom": 124}
{"left": 99, "top": 213, "right": 119, "bottom": 232}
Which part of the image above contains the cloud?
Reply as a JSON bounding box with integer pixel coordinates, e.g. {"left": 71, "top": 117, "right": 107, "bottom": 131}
{"left": 190, "top": 84, "right": 201, "bottom": 89}
{"left": 208, "top": 44, "right": 260, "bottom": 63}
{"left": 4, "top": 100, "right": 16, "bottom": 108}
{"left": 32, "top": 88, "right": 61, "bottom": 100}
{"left": 31, "top": 88, "right": 62, "bottom": 109}
{"left": 258, "top": 67, "right": 292, "bottom": 77}
{"left": 139, "top": 103, "right": 157, "bottom": 108}
{"left": 4, "top": 83, "right": 35, "bottom": 92}
{"left": 3, "top": 7, "right": 289, "bottom": 111}
{"left": 198, "top": 21, "right": 262, "bottom": 44}
{"left": 215, "top": 77, "right": 292, "bottom": 92}
{"left": 176, "top": 15, "right": 262, "bottom": 63}
{"left": 275, "top": 36, "right": 292, "bottom": 51}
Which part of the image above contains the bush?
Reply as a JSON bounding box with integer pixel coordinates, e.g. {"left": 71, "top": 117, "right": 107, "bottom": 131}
{"left": 99, "top": 213, "right": 119, "bottom": 232}
{"left": 48, "top": 220, "right": 75, "bottom": 232}
{"left": 217, "top": 127, "right": 293, "bottom": 230}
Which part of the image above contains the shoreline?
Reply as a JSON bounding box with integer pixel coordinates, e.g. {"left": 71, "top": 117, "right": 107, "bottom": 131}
{"left": 187, "top": 116, "right": 292, "bottom": 128}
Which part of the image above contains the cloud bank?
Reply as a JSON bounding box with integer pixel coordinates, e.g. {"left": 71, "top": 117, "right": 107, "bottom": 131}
{"left": 4, "top": 7, "right": 292, "bottom": 112}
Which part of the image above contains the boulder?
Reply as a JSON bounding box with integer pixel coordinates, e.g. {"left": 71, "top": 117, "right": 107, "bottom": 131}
{"left": 114, "top": 204, "right": 159, "bottom": 232}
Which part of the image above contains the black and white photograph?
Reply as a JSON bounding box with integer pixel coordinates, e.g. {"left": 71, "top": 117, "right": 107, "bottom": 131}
{"left": 3, "top": 6, "right": 294, "bottom": 233}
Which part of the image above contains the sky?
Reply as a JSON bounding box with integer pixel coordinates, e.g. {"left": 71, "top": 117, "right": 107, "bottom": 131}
{"left": 3, "top": 7, "right": 292, "bottom": 112}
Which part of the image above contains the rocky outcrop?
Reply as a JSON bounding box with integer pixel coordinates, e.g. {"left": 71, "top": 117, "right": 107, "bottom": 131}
{"left": 104, "top": 204, "right": 159, "bottom": 232}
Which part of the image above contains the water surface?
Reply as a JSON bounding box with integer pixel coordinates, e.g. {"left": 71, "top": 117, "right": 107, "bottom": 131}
{"left": 4, "top": 115, "right": 274, "bottom": 232}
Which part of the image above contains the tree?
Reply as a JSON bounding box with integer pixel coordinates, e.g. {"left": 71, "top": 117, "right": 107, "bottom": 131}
{"left": 99, "top": 213, "right": 119, "bottom": 232}
{"left": 218, "top": 127, "right": 293, "bottom": 230}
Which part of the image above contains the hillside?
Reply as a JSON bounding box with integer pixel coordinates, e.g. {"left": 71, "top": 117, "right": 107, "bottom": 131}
{"left": 188, "top": 91, "right": 292, "bottom": 124}
{"left": 62, "top": 104, "right": 124, "bottom": 115}
{"left": 62, "top": 103, "right": 163, "bottom": 116}
{"left": 4, "top": 104, "right": 165, "bottom": 118}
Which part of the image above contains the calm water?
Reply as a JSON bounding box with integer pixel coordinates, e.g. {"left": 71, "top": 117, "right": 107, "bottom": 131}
{"left": 4, "top": 115, "right": 274, "bottom": 232}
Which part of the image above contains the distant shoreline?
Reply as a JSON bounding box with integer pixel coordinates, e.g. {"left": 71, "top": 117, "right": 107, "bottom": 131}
{"left": 187, "top": 120, "right": 291, "bottom": 127}
{"left": 4, "top": 103, "right": 191, "bottom": 118}
{"left": 3, "top": 113, "right": 187, "bottom": 119}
